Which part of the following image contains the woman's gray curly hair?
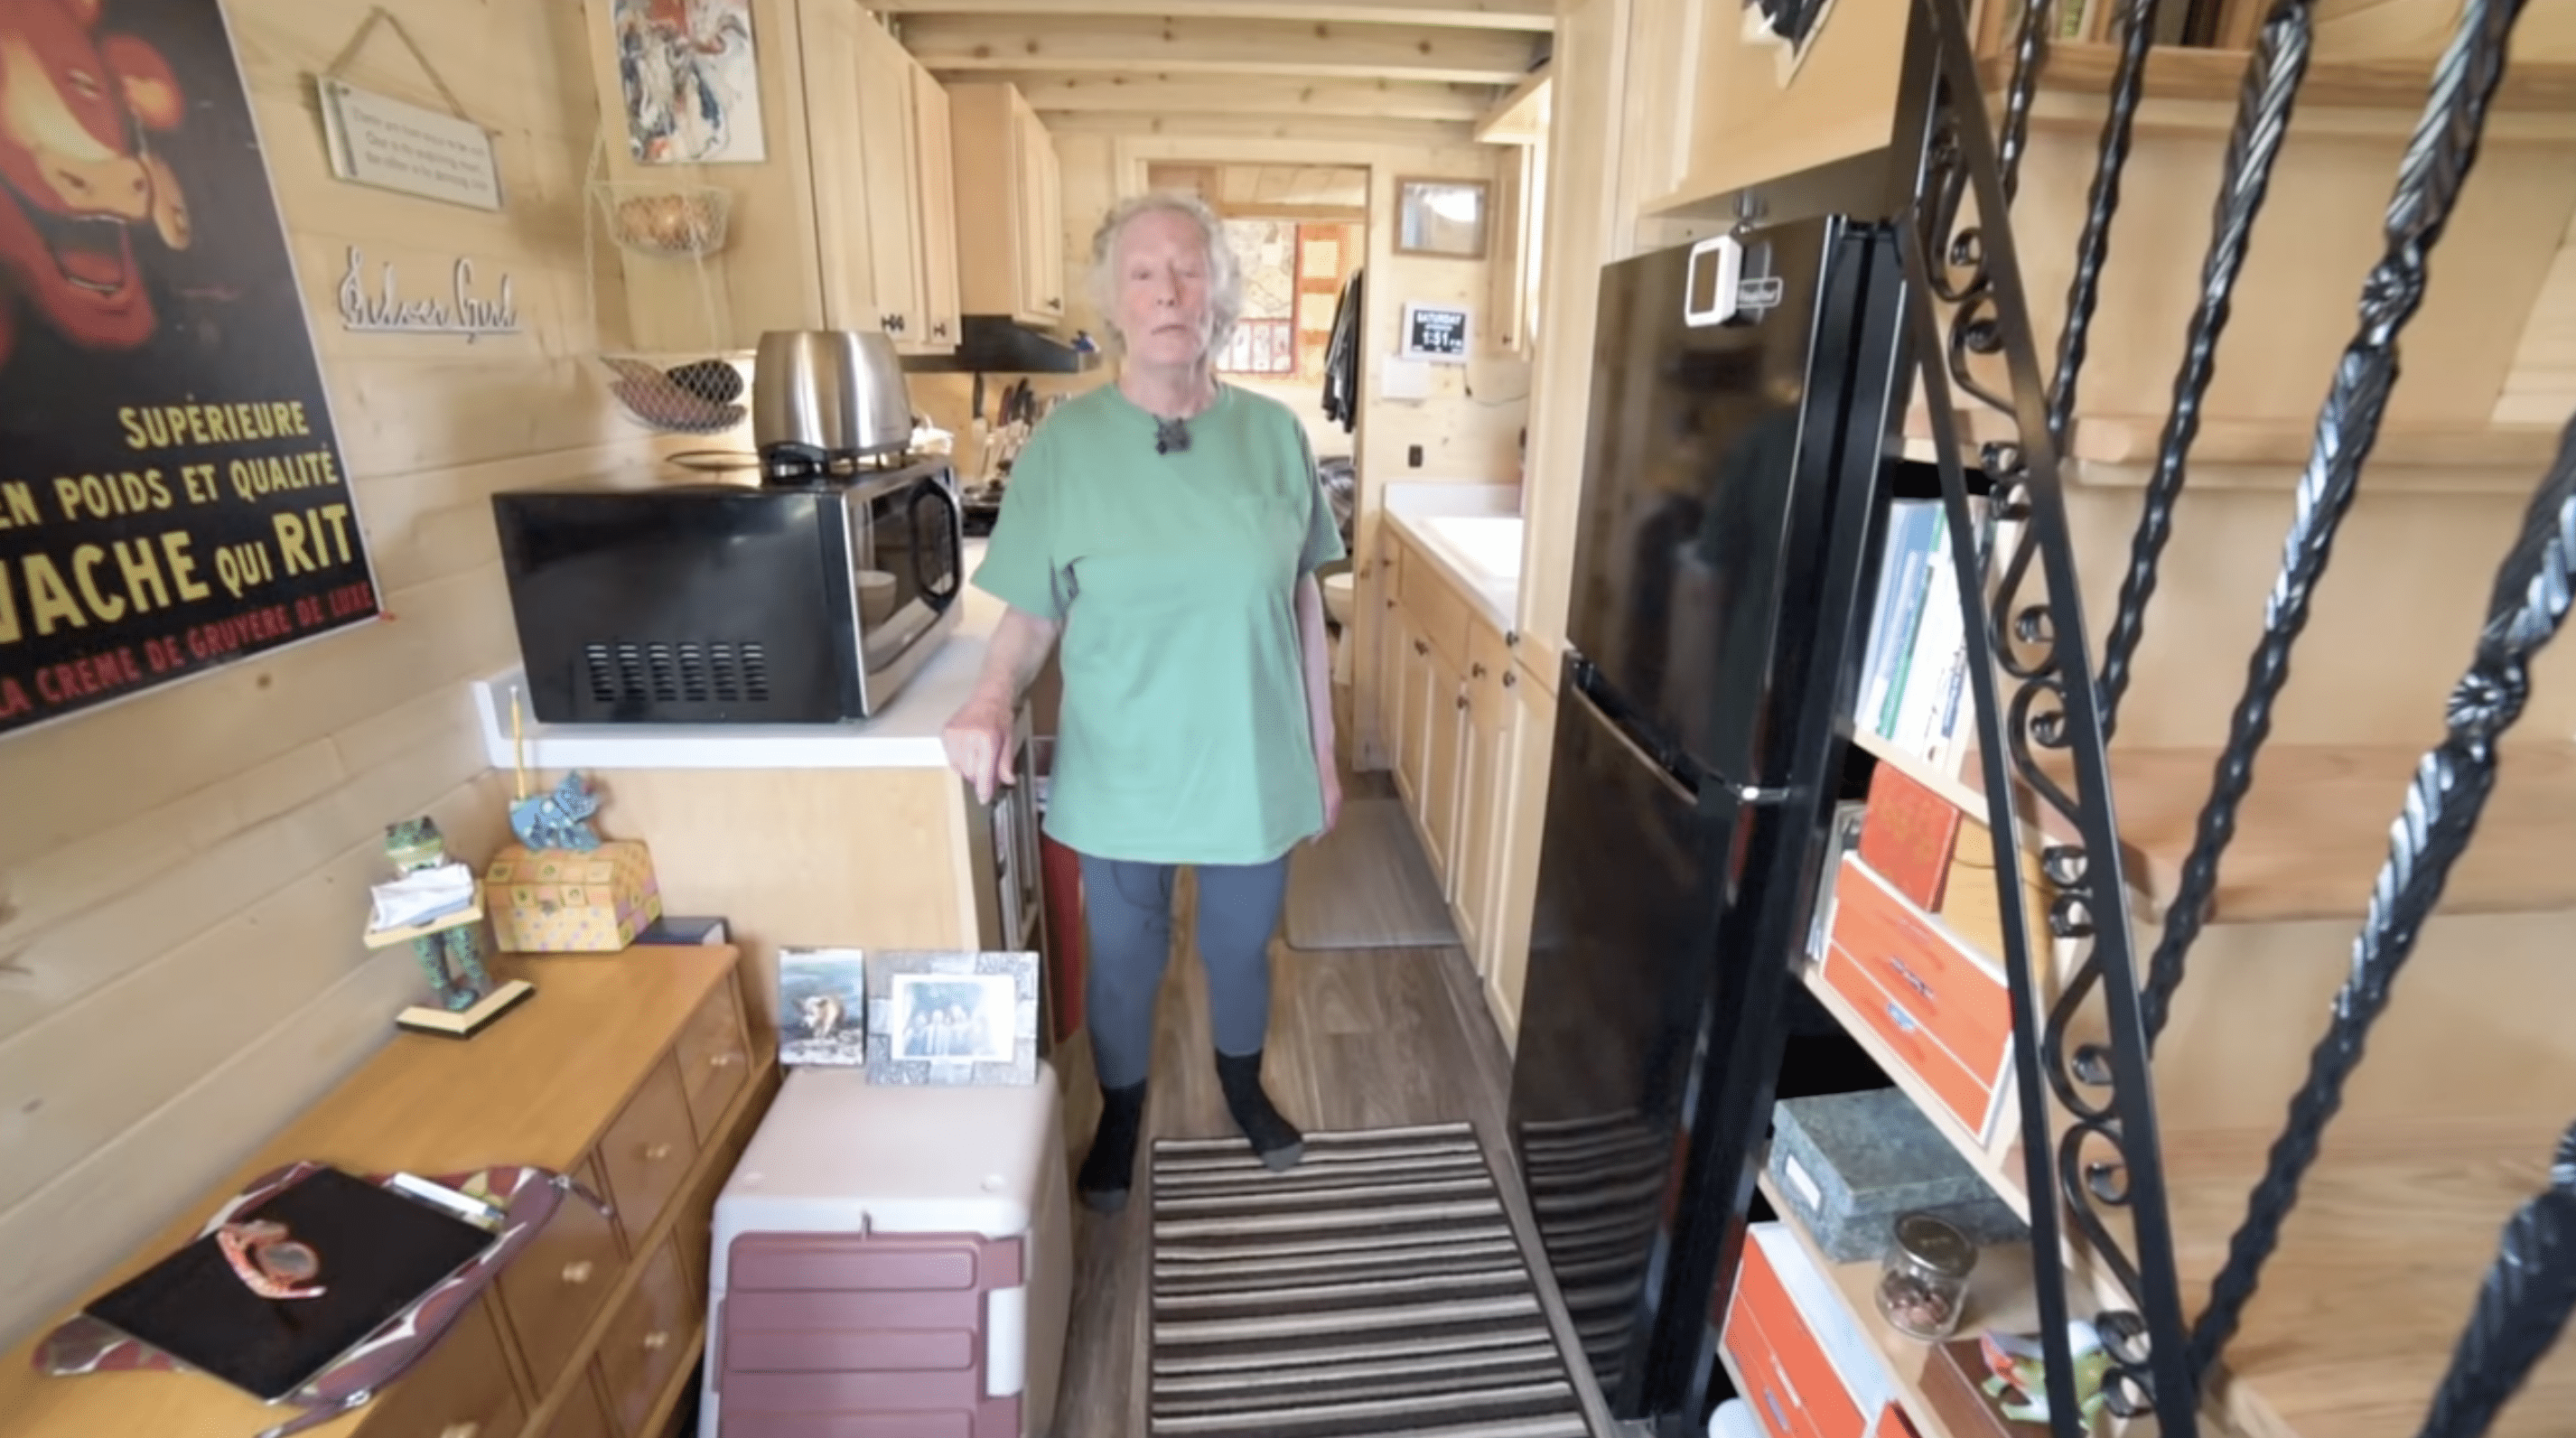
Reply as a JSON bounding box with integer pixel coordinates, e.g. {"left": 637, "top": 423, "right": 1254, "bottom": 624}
{"left": 1087, "top": 191, "right": 1244, "bottom": 356}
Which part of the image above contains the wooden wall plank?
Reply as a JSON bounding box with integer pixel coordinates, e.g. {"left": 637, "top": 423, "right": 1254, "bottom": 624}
{"left": 880, "top": 0, "right": 1558, "bottom": 30}
{"left": 901, "top": 14, "right": 1543, "bottom": 84}
{"left": 0, "top": 0, "right": 641, "bottom": 1347}
{"left": 2496, "top": 210, "right": 2576, "bottom": 427}
{"left": 989, "top": 71, "right": 1501, "bottom": 122}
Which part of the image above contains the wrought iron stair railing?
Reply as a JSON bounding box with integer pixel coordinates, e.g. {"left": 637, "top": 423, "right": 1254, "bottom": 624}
{"left": 1878, "top": 0, "right": 2576, "bottom": 1435}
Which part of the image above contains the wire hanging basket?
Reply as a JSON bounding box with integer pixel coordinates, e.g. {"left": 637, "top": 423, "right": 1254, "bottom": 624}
{"left": 598, "top": 355, "right": 749, "bottom": 434}
{"left": 590, "top": 181, "right": 733, "bottom": 259}
{"left": 581, "top": 135, "right": 751, "bottom": 438}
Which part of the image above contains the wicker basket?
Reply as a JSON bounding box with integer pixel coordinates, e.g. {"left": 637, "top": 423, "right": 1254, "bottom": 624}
{"left": 593, "top": 182, "right": 732, "bottom": 259}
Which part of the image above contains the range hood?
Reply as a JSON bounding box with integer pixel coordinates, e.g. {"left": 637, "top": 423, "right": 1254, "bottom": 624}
{"left": 901, "top": 315, "right": 1099, "bottom": 375}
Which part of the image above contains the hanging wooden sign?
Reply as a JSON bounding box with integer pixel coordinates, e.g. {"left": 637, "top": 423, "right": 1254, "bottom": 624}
{"left": 0, "top": 0, "right": 376, "bottom": 741}
{"left": 319, "top": 79, "right": 503, "bottom": 212}
{"left": 313, "top": 10, "right": 502, "bottom": 211}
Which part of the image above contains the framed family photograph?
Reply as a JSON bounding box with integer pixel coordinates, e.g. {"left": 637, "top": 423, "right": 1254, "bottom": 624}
{"left": 865, "top": 950, "right": 1041, "bottom": 1086}
{"left": 776, "top": 948, "right": 868, "bottom": 1067}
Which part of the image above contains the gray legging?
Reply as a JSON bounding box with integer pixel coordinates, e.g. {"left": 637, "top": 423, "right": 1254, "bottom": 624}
{"left": 1076, "top": 852, "right": 1293, "bottom": 1090}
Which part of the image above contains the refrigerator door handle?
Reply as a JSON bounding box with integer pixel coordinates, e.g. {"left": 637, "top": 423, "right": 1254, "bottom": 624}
{"left": 1569, "top": 680, "right": 1698, "bottom": 808}
{"left": 1569, "top": 676, "right": 1798, "bottom": 811}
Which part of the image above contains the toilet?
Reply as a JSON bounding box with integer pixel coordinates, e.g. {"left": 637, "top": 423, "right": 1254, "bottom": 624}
{"left": 1321, "top": 571, "right": 1356, "bottom": 685}
{"left": 1321, "top": 570, "right": 1355, "bottom": 627}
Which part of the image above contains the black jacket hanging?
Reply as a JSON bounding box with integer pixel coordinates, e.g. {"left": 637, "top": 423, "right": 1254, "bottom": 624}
{"left": 1321, "top": 267, "right": 1365, "bottom": 434}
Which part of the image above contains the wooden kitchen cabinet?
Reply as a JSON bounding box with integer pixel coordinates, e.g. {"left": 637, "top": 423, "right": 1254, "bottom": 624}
{"left": 950, "top": 82, "right": 1069, "bottom": 326}
{"left": 579, "top": 0, "right": 958, "bottom": 355}
{"left": 1423, "top": 640, "right": 1465, "bottom": 886}
{"left": 1453, "top": 627, "right": 1516, "bottom": 968}
{"left": 911, "top": 66, "right": 966, "bottom": 351}
{"left": 1378, "top": 523, "right": 1524, "bottom": 983}
{"left": 1395, "top": 616, "right": 1435, "bottom": 816}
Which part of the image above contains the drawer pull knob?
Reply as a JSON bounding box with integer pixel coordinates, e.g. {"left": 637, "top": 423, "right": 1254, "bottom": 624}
{"left": 643, "top": 1331, "right": 672, "bottom": 1352}
{"left": 440, "top": 1424, "right": 481, "bottom": 1438}
{"left": 1414, "top": 639, "right": 1428, "bottom": 655}
{"left": 1885, "top": 1001, "right": 1920, "bottom": 1035}
{"left": 562, "top": 1261, "right": 595, "bottom": 1285}
{"left": 1762, "top": 1390, "right": 1790, "bottom": 1435}
{"left": 1503, "top": 672, "right": 1517, "bottom": 688}
{"left": 1881, "top": 955, "right": 1934, "bottom": 1000}
{"left": 709, "top": 1052, "right": 742, "bottom": 1069}
{"left": 645, "top": 1143, "right": 676, "bottom": 1162}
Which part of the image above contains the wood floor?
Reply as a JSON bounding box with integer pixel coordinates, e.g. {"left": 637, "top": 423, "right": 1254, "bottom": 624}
{"left": 1043, "top": 776, "right": 1618, "bottom": 1438}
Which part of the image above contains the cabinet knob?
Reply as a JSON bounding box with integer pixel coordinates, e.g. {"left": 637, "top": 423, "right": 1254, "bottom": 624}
{"left": 1455, "top": 695, "right": 1469, "bottom": 712}
{"left": 1503, "top": 671, "right": 1517, "bottom": 688}
{"left": 1414, "top": 639, "right": 1428, "bottom": 656}
{"left": 934, "top": 321, "right": 950, "bottom": 338}
{"left": 645, "top": 1142, "right": 675, "bottom": 1163}
{"left": 561, "top": 1261, "right": 595, "bottom": 1285}
{"left": 643, "top": 1331, "right": 673, "bottom": 1353}
{"left": 1471, "top": 663, "right": 1487, "bottom": 678}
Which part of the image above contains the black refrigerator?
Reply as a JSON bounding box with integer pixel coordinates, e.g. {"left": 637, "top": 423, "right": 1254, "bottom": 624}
{"left": 1507, "top": 214, "right": 1909, "bottom": 1428}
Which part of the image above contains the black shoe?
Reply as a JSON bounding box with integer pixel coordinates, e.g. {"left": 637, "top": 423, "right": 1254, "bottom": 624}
{"left": 1078, "top": 1079, "right": 1147, "bottom": 1213}
{"left": 1215, "top": 1049, "right": 1304, "bottom": 1172}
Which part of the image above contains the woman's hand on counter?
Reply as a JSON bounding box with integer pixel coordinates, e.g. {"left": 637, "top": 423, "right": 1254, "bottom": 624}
{"left": 942, "top": 605, "right": 1062, "bottom": 803}
{"left": 943, "top": 694, "right": 1019, "bottom": 804}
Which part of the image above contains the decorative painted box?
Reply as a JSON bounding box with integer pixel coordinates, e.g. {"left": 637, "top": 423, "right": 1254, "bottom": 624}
{"left": 482, "top": 842, "right": 662, "bottom": 953}
{"left": 1769, "top": 1088, "right": 2026, "bottom": 1264}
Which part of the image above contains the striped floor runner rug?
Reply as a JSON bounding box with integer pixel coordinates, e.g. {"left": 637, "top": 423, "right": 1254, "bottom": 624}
{"left": 1149, "top": 1122, "right": 1595, "bottom": 1438}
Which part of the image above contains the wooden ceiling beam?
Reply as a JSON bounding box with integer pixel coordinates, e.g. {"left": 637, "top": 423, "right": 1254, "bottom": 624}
{"left": 901, "top": 14, "right": 1544, "bottom": 85}
{"left": 979, "top": 70, "right": 1500, "bottom": 122}
{"left": 1473, "top": 66, "right": 1548, "bottom": 143}
{"left": 876, "top": 0, "right": 1555, "bottom": 32}
{"left": 1040, "top": 111, "right": 1482, "bottom": 148}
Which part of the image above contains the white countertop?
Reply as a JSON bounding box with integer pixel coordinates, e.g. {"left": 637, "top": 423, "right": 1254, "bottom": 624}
{"left": 471, "top": 542, "right": 999, "bottom": 771}
{"left": 1383, "top": 482, "right": 1523, "bottom": 633}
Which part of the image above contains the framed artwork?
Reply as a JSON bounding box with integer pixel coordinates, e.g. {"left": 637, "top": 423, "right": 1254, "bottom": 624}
{"left": 1394, "top": 179, "right": 1489, "bottom": 259}
{"left": 610, "top": 0, "right": 769, "bottom": 164}
{"left": 865, "top": 951, "right": 1041, "bottom": 1086}
{"left": 777, "top": 948, "right": 868, "bottom": 1066}
{"left": 1741, "top": 0, "right": 1843, "bottom": 83}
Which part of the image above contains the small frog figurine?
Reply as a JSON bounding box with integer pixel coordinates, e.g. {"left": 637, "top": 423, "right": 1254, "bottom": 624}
{"left": 384, "top": 817, "right": 447, "bottom": 875}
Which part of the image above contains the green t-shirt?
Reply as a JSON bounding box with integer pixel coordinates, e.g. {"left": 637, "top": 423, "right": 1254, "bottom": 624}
{"left": 972, "top": 384, "right": 1346, "bottom": 864}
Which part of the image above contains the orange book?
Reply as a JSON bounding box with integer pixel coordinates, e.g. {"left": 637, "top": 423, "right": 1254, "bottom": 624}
{"left": 1858, "top": 762, "right": 1962, "bottom": 910}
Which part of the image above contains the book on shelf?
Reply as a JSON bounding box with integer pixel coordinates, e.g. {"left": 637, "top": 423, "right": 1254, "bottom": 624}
{"left": 1854, "top": 497, "right": 2021, "bottom": 779}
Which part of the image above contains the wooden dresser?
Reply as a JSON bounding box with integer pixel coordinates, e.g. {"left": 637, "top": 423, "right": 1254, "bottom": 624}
{"left": 0, "top": 947, "right": 779, "bottom": 1438}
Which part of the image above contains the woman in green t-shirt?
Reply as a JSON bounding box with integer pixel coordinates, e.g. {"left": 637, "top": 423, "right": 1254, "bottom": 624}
{"left": 942, "top": 192, "right": 1347, "bottom": 1212}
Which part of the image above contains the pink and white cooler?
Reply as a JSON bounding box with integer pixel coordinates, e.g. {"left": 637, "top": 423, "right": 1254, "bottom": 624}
{"left": 698, "top": 1064, "right": 1072, "bottom": 1438}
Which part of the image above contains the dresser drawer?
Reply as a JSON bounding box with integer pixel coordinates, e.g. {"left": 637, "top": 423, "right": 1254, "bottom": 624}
{"left": 533, "top": 1369, "right": 616, "bottom": 1438}
{"left": 1829, "top": 858, "right": 2011, "bottom": 1084}
{"left": 596, "top": 1234, "right": 699, "bottom": 1436}
{"left": 1820, "top": 947, "right": 2002, "bottom": 1142}
{"left": 499, "top": 1154, "right": 628, "bottom": 1394}
{"left": 601, "top": 1054, "right": 699, "bottom": 1246}
{"left": 359, "top": 1293, "right": 527, "bottom": 1438}
{"left": 1734, "top": 1231, "right": 1866, "bottom": 1438}
{"left": 675, "top": 979, "right": 751, "bottom": 1141}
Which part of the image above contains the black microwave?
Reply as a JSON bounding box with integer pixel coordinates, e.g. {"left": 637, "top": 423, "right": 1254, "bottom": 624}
{"left": 492, "top": 458, "right": 964, "bottom": 723}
